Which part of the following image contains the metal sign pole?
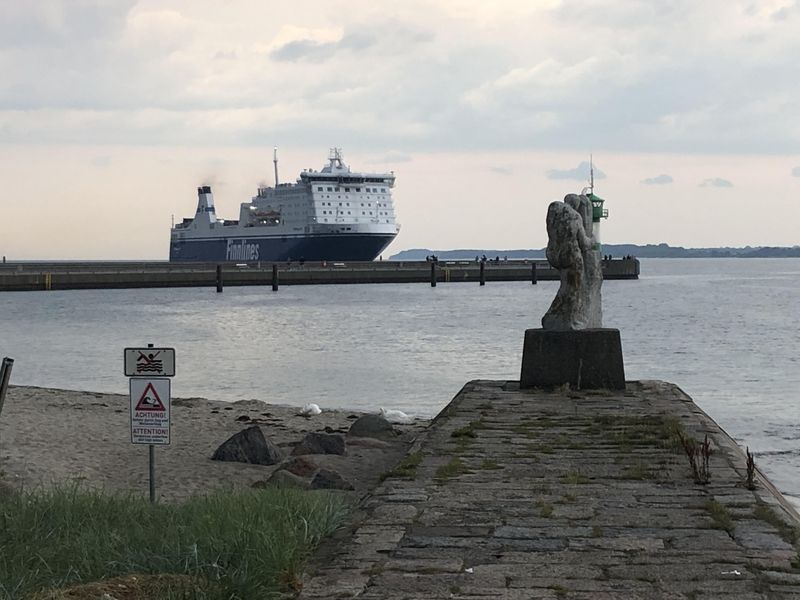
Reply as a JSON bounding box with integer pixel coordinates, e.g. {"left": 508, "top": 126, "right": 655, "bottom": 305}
{"left": 149, "top": 444, "right": 155, "bottom": 503}
{"left": 146, "top": 343, "right": 155, "bottom": 503}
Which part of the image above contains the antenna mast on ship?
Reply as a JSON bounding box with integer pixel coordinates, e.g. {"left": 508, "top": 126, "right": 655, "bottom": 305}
{"left": 273, "top": 147, "right": 279, "bottom": 187}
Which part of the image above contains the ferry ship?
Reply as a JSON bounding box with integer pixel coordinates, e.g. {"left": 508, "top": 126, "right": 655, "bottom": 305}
{"left": 169, "top": 149, "right": 400, "bottom": 262}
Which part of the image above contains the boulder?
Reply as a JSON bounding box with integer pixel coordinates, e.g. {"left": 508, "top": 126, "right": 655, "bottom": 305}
{"left": 311, "top": 468, "right": 354, "bottom": 490}
{"left": 211, "top": 425, "right": 284, "bottom": 465}
{"left": 291, "top": 432, "right": 346, "bottom": 456}
{"left": 347, "top": 414, "right": 396, "bottom": 441}
{"left": 277, "top": 456, "right": 319, "bottom": 477}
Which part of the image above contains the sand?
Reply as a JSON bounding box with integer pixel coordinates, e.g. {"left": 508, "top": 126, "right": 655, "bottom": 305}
{"left": 0, "top": 386, "right": 426, "bottom": 501}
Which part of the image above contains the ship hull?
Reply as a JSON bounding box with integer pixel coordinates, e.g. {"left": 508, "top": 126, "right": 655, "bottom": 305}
{"left": 169, "top": 233, "right": 397, "bottom": 262}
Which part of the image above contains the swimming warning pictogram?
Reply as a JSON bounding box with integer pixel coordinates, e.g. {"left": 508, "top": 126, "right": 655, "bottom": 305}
{"left": 134, "top": 382, "right": 166, "bottom": 411}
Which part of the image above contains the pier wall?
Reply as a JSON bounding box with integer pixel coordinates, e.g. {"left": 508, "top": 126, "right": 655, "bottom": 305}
{"left": 0, "top": 259, "right": 639, "bottom": 292}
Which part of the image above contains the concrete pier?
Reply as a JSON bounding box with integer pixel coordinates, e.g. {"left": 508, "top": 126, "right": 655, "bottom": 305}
{"left": 300, "top": 380, "right": 800, "bottom": 599}
{"left": 0, "top": 259, "right": 639, "bottom": 292}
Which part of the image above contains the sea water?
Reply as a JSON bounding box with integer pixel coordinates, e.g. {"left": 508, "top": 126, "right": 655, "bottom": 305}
{"left": 1, "top": 258, "right": 799, "bottom": 500}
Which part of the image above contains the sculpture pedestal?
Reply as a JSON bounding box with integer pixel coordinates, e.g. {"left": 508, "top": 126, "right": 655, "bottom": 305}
{"left": 520, "top": 329, "right": 625, "bottom": 390}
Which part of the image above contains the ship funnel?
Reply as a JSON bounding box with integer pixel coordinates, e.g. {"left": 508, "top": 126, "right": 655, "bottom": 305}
{"left": 196, "top": 185, "right": 217, "bottom": 224}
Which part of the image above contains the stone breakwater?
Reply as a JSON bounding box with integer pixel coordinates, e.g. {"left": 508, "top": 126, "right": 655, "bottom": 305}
{"left": 0, "top": 259, "right": 639, "bottom": 291}
{"left": 300, "top": 380, "right": 800, "bottom": 599}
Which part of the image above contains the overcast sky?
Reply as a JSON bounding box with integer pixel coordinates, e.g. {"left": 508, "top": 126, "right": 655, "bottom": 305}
{"left": 2, "top": 0, "right": 799, "bottom": 259}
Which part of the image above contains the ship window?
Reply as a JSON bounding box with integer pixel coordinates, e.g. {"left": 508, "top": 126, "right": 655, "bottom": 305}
{"left": 317, "top": 187, "right": 323, "bottom": 191}
{"left": 369, "top": 212, "right": 372, "bottom": 215}
{"left": 381, "top": 188, "right": 386, "bottom": 192}
{"left": 339, "top": 202, "right": 342, "bottom": 206}
{"left": 360, "top": 203, "right": 364, "bottom": 207}
{"left": 356, "top": 188, "right": 361, "bottom": 192}
{"left": 347, "top": 202, "right": 350, "bottom": 206}
{"left": 327, "top": 187, "right": 332, "bottom": 191}
{"left": 324, "top": 218, "right": 328, "bottom": 222}
{"left": 347, "top": 211, "right": 351, "bottom": 214}
{"left": 335, "top": 187, "right": 340, "bottom": 192}
{"left": 345, "top": 187, "right": 350, "bottom": 192}
{"left": 361, "top": 211, "right": 365, "bottom": 215}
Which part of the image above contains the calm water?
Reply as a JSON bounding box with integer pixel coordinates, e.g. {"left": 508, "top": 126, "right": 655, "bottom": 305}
{"left": 1, "top": 258, "right": 799, "bottom": 500}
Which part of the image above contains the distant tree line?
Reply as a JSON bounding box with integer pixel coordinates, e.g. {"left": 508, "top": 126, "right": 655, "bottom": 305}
{"left": 390, "top": 244, "right": 800, "bottom": 260}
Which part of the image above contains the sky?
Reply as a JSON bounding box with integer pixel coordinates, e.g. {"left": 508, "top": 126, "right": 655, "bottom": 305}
{"left": 1, "top": 0, "right": 799, "bottom": 259}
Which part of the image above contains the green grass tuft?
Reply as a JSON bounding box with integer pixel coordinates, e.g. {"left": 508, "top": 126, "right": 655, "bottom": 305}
{"left": 0, "top": 485, "right": 349, "bottom": 600}
{"left": 435, "top": 457, "right": 469, "bottom": 482}
{"left": 479, "top": 459, "right": 502, "bottom": 470}
{"left": 753, "top": 503, "right": 800, "bottom": 544}
{"left": 560, "top": 470, "right": 589, "bottom": 485}
{"left": 381, "top": 451, "right": 423, "bottom": 481}
{"left": 705, "top": 499, "right": 735, "bottom": 534}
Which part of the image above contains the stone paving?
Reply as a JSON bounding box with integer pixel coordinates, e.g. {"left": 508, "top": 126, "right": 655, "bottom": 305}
{"left": 299, "top": 380, "right": 800, "bottom": 599}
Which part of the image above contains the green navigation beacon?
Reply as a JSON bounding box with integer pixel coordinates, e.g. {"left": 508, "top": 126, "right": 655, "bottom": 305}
{"left": 582, "top": 156, "right": 609, "bottom": 252}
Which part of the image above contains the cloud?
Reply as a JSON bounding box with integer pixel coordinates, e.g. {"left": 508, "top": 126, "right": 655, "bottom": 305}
{"left": 700, "top": 177, "right": 733, "bottom": 187}
{"left": 641, "top": 174, "right": 673, "bottom": 185}
{"left": 2, "top": 2, "right": 800, "bottom": 153}
{"left": 490, "top": 166, "right": 513, "bottom": 175}
{"left": 546, "top": 161, "right": 606, "bottom": 181}
{"left": 771, "top": 1, "right": 800, "bottom": 21}
{"left": 270, "top": 38, "right": 338, "bottom": 63}
{"left": 368, "top": 151, "right": 412, "bottom": 164}
{"left": 792, "top": 166, "right": 800, "bottom": 177}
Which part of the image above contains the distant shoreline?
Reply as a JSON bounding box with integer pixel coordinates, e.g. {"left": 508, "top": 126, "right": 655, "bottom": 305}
{"left": 391, "top": 244, "right": 800, "bottom": 261}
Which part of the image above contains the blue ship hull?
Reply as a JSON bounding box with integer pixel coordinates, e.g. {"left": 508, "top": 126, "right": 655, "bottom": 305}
{"left": 169, "top": 233, "right": 396, "bottom": 262}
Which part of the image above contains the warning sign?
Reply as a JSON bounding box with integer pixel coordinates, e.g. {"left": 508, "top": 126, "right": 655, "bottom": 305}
{"left": 134, "top": 382, "right": 166, "bottom": 411}
{"left": 124, "top": 348, "right": 176, "bottom": 377}
{"left": 130, "top": 378, "right": 170, "bottom": 445}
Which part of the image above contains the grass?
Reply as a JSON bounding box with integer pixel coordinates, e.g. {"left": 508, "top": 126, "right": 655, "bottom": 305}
{"left": 753, "top": 503, "right": 800, "bottom": 545}
{"left": 589, "top": 414, "right": 685, "bottom": 452}
{"left": 450, "top": 420, "right": 485, "bottom": 439}
{"left": 479, "top": 459, "right": 502, "bottom": 470}
{"left": 620, "top": 462, "right": 653, "bottom": 480}
{"left": 0, "top": 485, "right": 349, "bottom": 600}
{"left": 535, "top": 499, "right": 553, "bottom": 518}
{"left": 705, "top": 499, "right": 735, "bottom": 535}
{"left": 381, "top": 451, "right": 423, "bottom": 481}
{"left": 560, "top": 470, "right": 589, "bottom": 485}
{"left": 435, "top": 457, "right": 469, "bottom": 482}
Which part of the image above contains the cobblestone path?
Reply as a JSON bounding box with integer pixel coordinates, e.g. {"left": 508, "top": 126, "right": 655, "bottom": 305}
{"left": 300, "top": 380, "right": 800, "bottom": 599}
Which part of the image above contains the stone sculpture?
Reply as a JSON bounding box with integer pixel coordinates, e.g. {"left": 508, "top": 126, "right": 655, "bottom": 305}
{"left": 541, "top": 194, "right": 603, "bottom": 330}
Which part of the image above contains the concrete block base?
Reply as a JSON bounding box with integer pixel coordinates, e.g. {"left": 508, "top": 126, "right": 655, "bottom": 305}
{"left": 520, "top": 328, "right": 625, "bottom": 390}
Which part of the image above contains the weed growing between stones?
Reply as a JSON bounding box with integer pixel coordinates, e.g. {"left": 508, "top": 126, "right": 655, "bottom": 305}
{"left": 705, "top": 499, "right": 735, "bottom": 535}
{"left": 591, "top": 525, "right": 603, "bottom": 538}
{"left": 381, "top": 451, "right": 423, "bottom": 481}
{"left": 679, "top": 434, "right": 712, "bottom": 484}
{"left": 745, "top": 447, "right": 757, "bottom": 490}
{"left": 451, "top": 420, "right": 485, "bottom": 439}
{"left": 535, "top": 499, "right": 553, "bottom": 518}
{"left": 621, "top": 462, "right": 652, "bottom": 480}
{"left": 435, "top": 457, "right": 469, "bottom": 482}
{"left": 753, "top": 503, "right": 800, "bottom": 545}
{"left": 479, "top": 459, "right": 502, "bottom": 470}
{"left": 560, "top": 470, "right": 589, "bottom": 485}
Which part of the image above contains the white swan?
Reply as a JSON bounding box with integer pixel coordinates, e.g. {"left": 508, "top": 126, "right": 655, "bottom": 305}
{"left": 298, "top": 403, "right": 322, "bottom": 416}
{"left": 380, "top": 407, "right": 413, "bottom": 424}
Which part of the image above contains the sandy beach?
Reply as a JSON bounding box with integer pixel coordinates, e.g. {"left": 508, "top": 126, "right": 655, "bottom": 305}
{"left": 0, "top": 386, "right": 426, "bottom": 501}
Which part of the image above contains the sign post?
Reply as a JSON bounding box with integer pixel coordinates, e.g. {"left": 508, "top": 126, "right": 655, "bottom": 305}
{"left": 125, "top": 344, "right": 175, "bottom": 502}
